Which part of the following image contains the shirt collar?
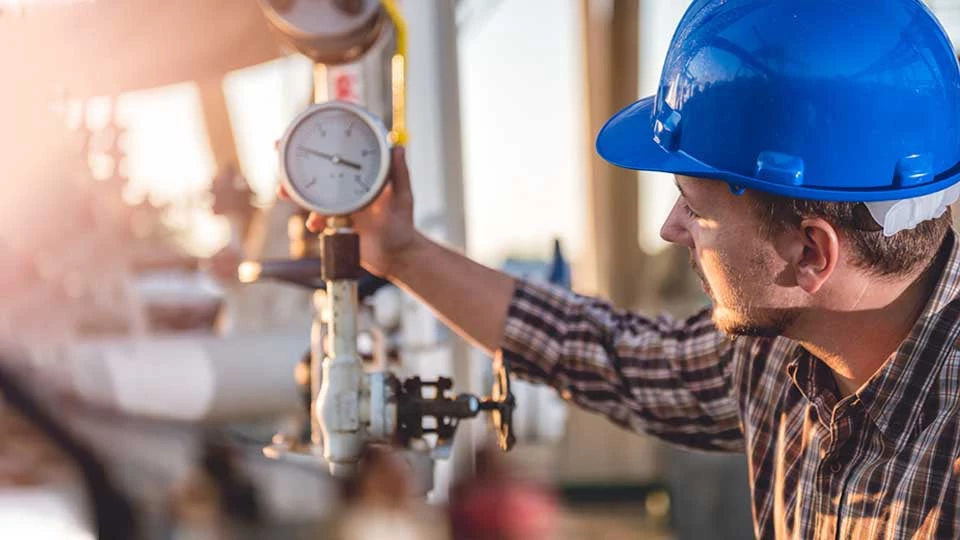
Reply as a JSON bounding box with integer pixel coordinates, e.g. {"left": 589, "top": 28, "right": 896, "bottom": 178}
{"left": 858, "top": 230, "right": 960, "bottom": 443}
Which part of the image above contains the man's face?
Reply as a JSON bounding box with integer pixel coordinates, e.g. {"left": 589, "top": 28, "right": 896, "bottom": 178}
{"left": 660, "top": 176, "right": 802, "bottom": 337}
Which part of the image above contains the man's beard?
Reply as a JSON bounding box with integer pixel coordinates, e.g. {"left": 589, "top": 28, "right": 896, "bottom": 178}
{"left": 690, "top": 254, "right": 796, "bottom": 338}
{"left": 716, "top": 309, "right": 795, "bottom": 338}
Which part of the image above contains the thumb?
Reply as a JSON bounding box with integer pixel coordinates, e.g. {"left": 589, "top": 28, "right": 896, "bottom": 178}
{"left": 389, "top": 146, "right": 411, "bottom": 197}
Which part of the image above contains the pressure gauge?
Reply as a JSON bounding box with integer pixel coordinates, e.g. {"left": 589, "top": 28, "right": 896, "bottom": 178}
{"left": 279, "top": 101, "right": 391, "bottom": 216}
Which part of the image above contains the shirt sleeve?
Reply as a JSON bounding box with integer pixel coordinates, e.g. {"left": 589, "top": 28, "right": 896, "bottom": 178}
{"left": 500, "top": 278, "right": 745, "bottom": 452}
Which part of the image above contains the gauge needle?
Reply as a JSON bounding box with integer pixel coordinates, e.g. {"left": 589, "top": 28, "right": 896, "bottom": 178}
{"left": 298, "top": 146, "right": 363, "bottom": 170}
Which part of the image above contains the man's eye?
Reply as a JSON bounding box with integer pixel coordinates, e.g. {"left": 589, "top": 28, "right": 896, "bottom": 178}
{"left": 683, "top": 202, "right": 700, "bottom": 219}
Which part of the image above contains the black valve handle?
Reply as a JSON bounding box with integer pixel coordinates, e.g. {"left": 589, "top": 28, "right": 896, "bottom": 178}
{"left": 238, "top": 257, "right": 391, "bottom": 300}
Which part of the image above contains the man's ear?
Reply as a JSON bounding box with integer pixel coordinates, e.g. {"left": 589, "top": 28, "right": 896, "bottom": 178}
{"left": 793, "top": 217, "right": 840, "bottom": 294}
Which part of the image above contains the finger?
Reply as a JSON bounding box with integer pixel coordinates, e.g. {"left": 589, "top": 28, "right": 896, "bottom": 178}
{"left": 389, "top": 146, "right": 411, "bottom": 197}
{"left": 277, "top": 184, "right": 291, "bottom": 200}
{"left": 306, "top": 213, "right": 328, "bottom": 232}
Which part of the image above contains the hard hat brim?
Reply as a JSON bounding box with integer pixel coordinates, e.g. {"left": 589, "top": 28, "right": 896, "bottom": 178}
{"left": 595, "top": 96, "right": 717, "bottom": 180}
{"left": 596, "top": 96, "right": 960, "bottom": 202}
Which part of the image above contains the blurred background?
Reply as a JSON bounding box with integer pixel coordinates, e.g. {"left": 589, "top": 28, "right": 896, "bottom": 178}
{"left": 2, "top": 0, "right": 960, "bottom": 538}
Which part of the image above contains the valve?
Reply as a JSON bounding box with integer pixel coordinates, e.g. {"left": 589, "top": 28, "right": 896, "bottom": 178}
{"left": 395, "top": 351, "right": 516, "bottom": 454}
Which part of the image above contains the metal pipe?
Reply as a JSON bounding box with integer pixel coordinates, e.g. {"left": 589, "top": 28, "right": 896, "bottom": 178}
{"left": 316, "top": 279, "right": 362, "bottom": 476}
{"left": 334, "top": 0, "right": 364, "bottom": 16}
{"left": 314, "top": 218, "right": 366, "bottom": 476}
{"left": 51, "top": 331, "right": 305, "bottom": 422}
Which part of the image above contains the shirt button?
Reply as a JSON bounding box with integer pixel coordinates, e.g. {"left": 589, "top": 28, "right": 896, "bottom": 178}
{"left": 830, "top": 461, "right": 843, "bottom": 473}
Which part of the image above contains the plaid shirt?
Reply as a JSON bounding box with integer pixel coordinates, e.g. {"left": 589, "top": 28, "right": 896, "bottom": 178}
{"left": 501, "top": 231, "right": 960, "bottom": 539}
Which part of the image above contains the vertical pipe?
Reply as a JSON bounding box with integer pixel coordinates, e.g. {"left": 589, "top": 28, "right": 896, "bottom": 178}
{"left": 317, "top": 279, "right": 362, "bottom": 476}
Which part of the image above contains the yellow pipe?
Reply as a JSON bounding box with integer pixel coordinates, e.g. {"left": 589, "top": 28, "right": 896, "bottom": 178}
{"left": 381, "top": 0, "right": 408, "bottom": 145}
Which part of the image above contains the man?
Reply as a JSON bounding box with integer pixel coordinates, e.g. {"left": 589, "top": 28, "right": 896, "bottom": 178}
{"left": 283, "top": 0, "right": 960, "bottom": 537}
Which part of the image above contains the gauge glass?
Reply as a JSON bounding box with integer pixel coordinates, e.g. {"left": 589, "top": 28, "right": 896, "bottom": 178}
{"left": 281, "top": 103, "right": 388, "bottom": 215}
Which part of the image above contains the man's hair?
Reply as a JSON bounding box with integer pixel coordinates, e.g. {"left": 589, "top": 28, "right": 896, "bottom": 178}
{"left": 749, "top": 192, "right": 951, "bottom": 278}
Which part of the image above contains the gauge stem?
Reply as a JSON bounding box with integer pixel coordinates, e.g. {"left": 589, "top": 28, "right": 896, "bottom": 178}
{"left": 326, "top": 216, "right": 352, "bottom": 231}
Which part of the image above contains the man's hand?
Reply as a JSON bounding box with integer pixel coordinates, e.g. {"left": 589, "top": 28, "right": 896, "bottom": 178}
{"left": 277, "top": 146, "right": 419, "bottom": 278}
{"left": 279, "top": 144, "right": 515, "bottom": 353}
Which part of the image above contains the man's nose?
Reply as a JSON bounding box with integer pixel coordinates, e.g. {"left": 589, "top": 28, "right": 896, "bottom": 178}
{"left": 660, "top": 198, "right": 694, "bottom": 248}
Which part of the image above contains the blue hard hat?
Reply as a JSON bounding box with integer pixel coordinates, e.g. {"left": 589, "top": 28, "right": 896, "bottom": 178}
{"left": 597, "top": 0, "right": 960, "bottom": 202}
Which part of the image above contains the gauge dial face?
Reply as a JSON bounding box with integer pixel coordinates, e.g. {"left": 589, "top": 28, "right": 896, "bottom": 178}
{"left": 281, "top": 103, "right": 389, "bottom": 215}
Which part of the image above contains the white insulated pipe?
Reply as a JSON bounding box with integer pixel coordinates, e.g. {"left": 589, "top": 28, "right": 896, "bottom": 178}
{"left": 316, "top": 279, "right": 365, "bottom": 476}
{"left": 46, "top": 330, "right": 307, "bottom": 422}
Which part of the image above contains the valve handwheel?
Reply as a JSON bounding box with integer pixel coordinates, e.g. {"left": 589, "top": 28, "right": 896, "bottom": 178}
{"left": 483, "top": 351, "right": 516, "bottom": 452}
